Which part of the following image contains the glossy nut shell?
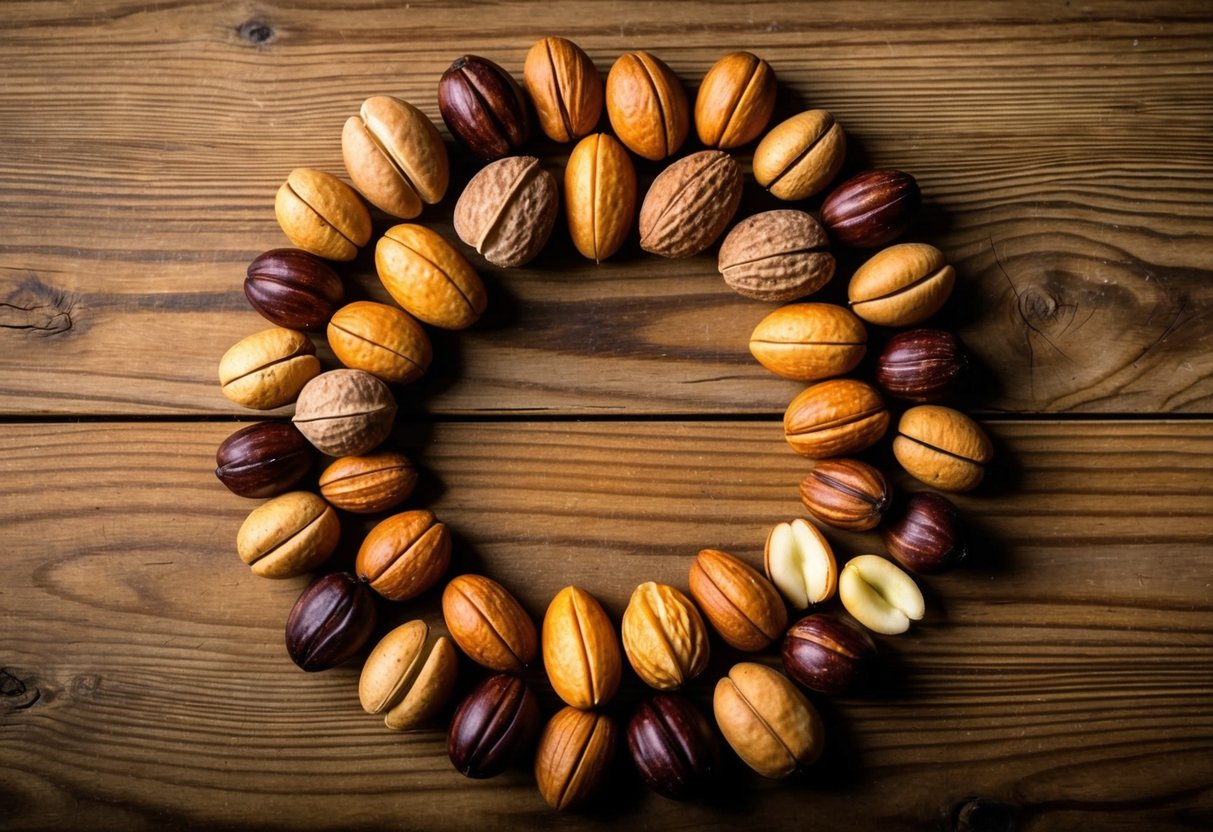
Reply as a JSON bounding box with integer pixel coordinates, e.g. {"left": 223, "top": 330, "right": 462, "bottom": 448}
{"left": 244, "top": 248, "right": 344, "bottom": 331}
{"left": 317, "top": 451, "right": 417, "bottom": 514}
{"left": 799, "top": 458, "right": 892, "bottom": 531}
{"left": 821, "top": 169, "right": 920, "bottom": 249}
{"left": 448, "top": 673, "right": 542, "bottom": 779}
{"left": 542, "top": 586, "right": 622, "bottom": 709}
{"left": 565, "top": 132, "right": 636, "bottom": 262}
{"left": 848, "top": 243, "right": 956, "bottom": 327}
{"left": 215, "top": 421, "right": 315, "bottom": 498}
{"left": 876, "top": 328, "right": 969, "bottom": 401}
{"left": 285, "top": 572, "right": 377, "bottom": 672}
{"left": 893, "top": 405, "right": 993, "bottom": 492}
{"left": 524, "top": 36, "right": 603, "bottom": 143}
{"left": 694, "top": 51, "right": 776, "bottom": 149}
{"left": 688, "top": 549, "right": 787, "bottom": 652}
{"left": 342, "top": 95, "right": 449, "bottom": 218}
{"left": 359, "top": 620, "right": 458, "bottom": 731}
{"left": 534, "top": 707, "right": 616, "bottom": 811}
{"left": 783, "top": 378, "right": 890, "bottom": 459}
{"left": 882, "top": 491, "right": 968, "bottom": 574}
{"left": 713, "top": 662, "right": 824, "bottom": 778}
{"left": 274, "top": 168, "right": 371, "bottom": 261}
{"left": 355, "top": 509, "right": 451, "bottom": 602}
{"left": 748, "top": 302, "right": 865, "bottom": 381}
{"left": 627, "top": 693, "right": 719, "bottom": 800}
{"left": 781, "top": 613, "right": 877, "bottom": 695}
{"left": 218, "top": 327, "right": 319, "bottom": 410}
{"left": 605, "top": 51, "right": 689, "bottom": 160}
{"left": 454, "top": 155, "right": 559, "bottom": 269}
{"left": 291, "top": 369, "right": 397, "bottom": 457}
{"left": 753, "top": 110, "right": 846, "bottom": 201}
{"left": 438, "top": 55, "right": 530, "bottom": 160}
{"left": 375, "top": 223, "right": 487, "bottom": 329}
{"left": 236, "top": 491, "right": 340, "bottom": 578}
{"left": 442, "top": 574, "right": 538, "bottom": 674}
{"left": 621, "top": 581, "right": 710, "bottom": 690}
{"left": 327, "top": 301, "right": 432, "bottom": 385}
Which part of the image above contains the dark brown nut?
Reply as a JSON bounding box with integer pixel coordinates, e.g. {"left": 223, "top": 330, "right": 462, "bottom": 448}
{"left": 876, "top": 329, "right": 969, "bottom": 402}
{"left": 291, "top": 369, "right": 397, "bottom": 457}
{"left": 438, "top": 55, "right": 530, "bottom": 160}
{"left": 285, "top": 572, "right": 377, "bottom": 672}
{"left": 639, "top": 150, "right": 743, "bottom": 258}
{"left": 627, "top": 693, "right": 719, "bottom": 800}
{"left": 820, "top": 169, "right": 920, "bottom": 249}
{"left": 718, "top": 210, "right": 835, "bottom": 302}
{"left": 694, "top": 51, "right": 776, "bottom": 149}
{"left": 453, "top": 155, "right": 558, "bottom": 268}
{"left": 318, "top": 451, "right": 417, "bottom": 514}
{"left": 799, "top": 458, "right": 891, "bottom": 531}
{"left": 883, "top": 491, "right": 968, "bottom": 574}
{"left": 448, "top": 673, "right": 542, "bottom": 779}
{"left": 783, "top": 378, "right": 890, "bottom": 459}
{"left": 355, "top": 509, "right": 451, "bottom": 601}
{"left": 753, "top": 110, "right": 846, "bottom": 201}
{"left": 534, "top": 707, "right": 616, "bottom": 811}
{"left": 524, "top": 36, "right": 603, "bottom": 143}
{"left": 781, "top": 613, "right": 877, "bottom": 695}
{"left": 244, "top": 249, "right": 344, "bottom": 331}
{"left": 342, "top": 95, "right": 449, "bottom": 218}
{"left": 215, "top": 421, "right": 315, "bottom": 498}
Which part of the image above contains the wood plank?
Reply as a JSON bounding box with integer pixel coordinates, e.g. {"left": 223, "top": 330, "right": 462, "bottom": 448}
{"left": 3, "top": 419, "right": 1210, "bottom": 830}
{"left": 2, "top": 1, "right": 1211, "bottom": 416}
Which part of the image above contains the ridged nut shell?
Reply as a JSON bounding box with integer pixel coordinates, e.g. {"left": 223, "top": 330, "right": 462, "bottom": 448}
{"left": 236, "top": 491, "right": 340, "bottom": 578}
{"left": 718, "top": 210, "right": 835, "bottom": 302}
{"left": 565, "top": 133, "right": 636, "bottom": 262}
{"left": 621, "top": 581, "right": 709, "bottom": 690}
{"left": 627, "top": 693, "right": 719, "bottom": 800}
{"left": 753, "top": 110, "right": 846, "bottom": 201}
{"left": 327, "top": 301, "right": 432, "bottom": 384}
{"left": 542, "top": 586, "right": 622, "bottom": 709}
{"left": 524, "top": 36, "right": 603, "bottom": 143}
{"left": 688, "top": 549, "right": 787, "bottom": 652}
{"left": 749, "top": 302, "right": 866, "bottom": 382}
{"left": 359, "top": 620, "right": 458, "bottom": 731}
{"left": 882, "top": 491, "right": 968, "bottom": 574}
{"left": 639, "top": 150, "right": 742, "bottom": 258}
{"left": 876, "top": 328, "right": 969, "bottom": 402}
{"left": 893, "top": 405, "right": 993, "bottom": 492}
{"left": 799, "top": 458, "right": 892, "bottom": 531}
{"left": 454, "top": 155, "right": 559, "bottom": 268}
{"left": 713, "top": 662, "right": 824, "bottom": 778}
{"left": 534, "top": 707, "right": 616, "bottom": 811}
{"left": 285, "top": 572, "right": 377, "bottom": 672}
{"left": 342, "top": 96, "right": 449, "bottom": 217}
{"left": 821, "top": 169, "right": 920, "bottom": 249}
{"left": 438, "top": 55, "right": 530, "bottom": 161}
{"left": 218, "top": 327, "right": 319, "bottom": 410}
{"left": 694, "top": 51, "right": 776, "bottom": 149}
{"left": 783, "top": 378, "right": 889, "bottom": 459}
{"left": 848, "top": 243, "right": 955, "bottom": 327}
{"left": 448, "top": 673, "right": 542, "bottom": 778}
{"left": 274, "top": 168, "right": 371, "bottom": 261}
{"left": 215, "top": 421, "right": 315, "bottom": 498}
{"left": 245, "top": 248, "right": 344, "bottom": 331}
{"left": 442, "top": 574, "right": 538, "bottom": 673}
{"left": 318, "top": 451, "right": 417, "bottom": 514}
{"left": 291, "top": 369, "right": 397, "bottom": 457}
{"left": 355, "top": 510, "right": 451, "bottom": 602}
{"left": 605, "top": 51, "right": 689, "bottom": 160}
{"left": 375, "top": 224, "right": 487, "bottom": 329}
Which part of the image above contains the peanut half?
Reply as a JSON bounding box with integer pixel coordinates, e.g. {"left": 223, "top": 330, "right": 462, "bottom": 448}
{"left": 838, "top": 555, "right": 925, "bottom": 635}
{"left": 763, "top": 519, "right": 837, "bottom": 611}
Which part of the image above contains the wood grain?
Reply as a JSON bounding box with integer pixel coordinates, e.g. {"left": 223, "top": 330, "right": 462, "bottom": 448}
{"left": 1, "top": 1, "right": 1211, "bottom": 416}
{"left": 2, "top": 420, "right": 1210, "bottom": 831}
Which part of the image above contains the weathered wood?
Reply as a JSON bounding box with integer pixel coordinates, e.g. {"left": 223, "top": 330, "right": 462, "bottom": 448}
{"left": 1, "top": 1, "right": 1211, "bottom": 416}
{"left": 2, "top": 420, "right": 1210, "bottom": 830}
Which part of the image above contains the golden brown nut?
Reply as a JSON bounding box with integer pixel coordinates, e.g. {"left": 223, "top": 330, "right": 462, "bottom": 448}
{"left": 342, "top": 96, "right": 449, "bottom": 218}
{"left": 355, "top": 510, "right": 451, "bottom": 602}
{"left": 893, "top": 405, "right": 993, "bottom": 491}
{"left": 694, "top": 51, "right": 776, "bottom": 149}
{"left": 688, "top": 549, "right": 787, "bottom": 652}
{"left": 783, "top": 378, "right": 889, "bottom": 459}
{"left": 454, "top": 156, "right": 559, "bottom": 269}
{"left": 848, "top": 243, "right": 955, "bottom": 327}
{"left": 713, "top": 662, "right": 824, "bottom": 778}
{"left": 718, "top": 210, "right": 835, "bottom": 302}
{"left": 534, "top": 707, "right": 616, "bottom": 811}
{"left": 565, "top": 133, "right": 636, "bottom": 262}
{"left": 621, "top": 581, "right": 710, "bottom": 690}
{"left": 327, "top": 301, "right": 432, "bottom": 385}
{"left": 639, "top": 150, "right": 742, "bottom": 258}
{"left": 359, "top": 620, "right": 458, "bottom": 731}
{"left": 318, "top": 451, "right": 417, "bottom": 515}
{"left": 218, "top": 327, "right": 319, "bottom": 410}
{"left": 753, "top": 110, "right": 846, "bottom": 201}
{"left": 292, "top": 369, "right": 397, "bottom": 457}
{"left": 542, "top": 586, "right": 622, "bottom": 709}
{"left": 748, "top": 303, "right": 866, "bottom": 382}
{"left": 236, "top": 491, "right": 339, "bottom": 579}
{"left": 605, "top": 51, "right": 689, "bottom": 160}
{"left": 442, "top": 574, "right": 538, "bottom": 673}
{"left": 375, "top": 224, "right": 487, "bottom": 329}
{"left": 274, "top": 168, "right": 371, "bottom": 261}
{"left": 524, "top": 36, "right": 603, "bottom": 143}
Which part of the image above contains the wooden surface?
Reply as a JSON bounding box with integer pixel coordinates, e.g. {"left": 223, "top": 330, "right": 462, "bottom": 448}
{"left": 2, "top": 1, "right": 1211, "bottom": 830}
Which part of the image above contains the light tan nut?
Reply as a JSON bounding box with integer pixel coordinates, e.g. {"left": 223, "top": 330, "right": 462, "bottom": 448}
{"left": 718, "top": 210, "right": 835, "bottom": 302}
{"left": 236, "top": 491, "right": 339, "bottom": 579}
{"left": 621, "top": 581, "right": 710, "bottom": 690}
{"left": 327, "top": 300, "right": 432, "bottom": 384}
{"left": 838, "top": 554, "right": 925, "bottom": 635}
{"left": 317, "top": 451, "right": 417, "bottom": 514}
{"left": 694, "top": 51, "right": 776, "bottom": 149}
{"left": 524, "top": 36, "right": 603, "bottom": 143}
{"left": 534, "top": 707, "right": 616, "bottom": 811}
{"left": 565, "top": 132, "right": 636, "bottom": 262}
{"left": 689, "top": 549, "right": 787, "bottom": 652}
{"left": 783, "top": 378, "right": 889, "bottom": 459}
{"left": 893, "top": 405, "right": 993, "bottom": 492}
{"left": 753, "top": 110, "right": 846, "bottom": 201}
{"left": 749, "top": 302, "right": 866, "bottom": 381}
{"left": 639, "top": 150, "right": 743, "bottom": 258}
{"left": 454, "top": 155, "right": 559, "bottom": 268}
{"left": 848, "top": 243, "right": 955, "bottom": 326}
{"left": 355, "top": 509, "right": 451, "bottom": 602}
{"left": 342, "top": 95, "right": 449, "bottom": 218}
{"left": 763, "top": 519, "right": 837, "bottom": 611}
{"left": 442, "top": 574, "right": 538, "bottom": 674}
{"left": 605, "top": 51, "right": 689, "bottom": 160}
{"left": 218, "top": 327, "right": 319, "bottom": 410}
{"left": 359, "top": 620, "right": 458, "bottom": 731}
{"left": 375, "top": 223, "right": 487, "bottom": 329}
{"left": 713, "top": 662, "right": 824, "bottom": 778}
{"left": 274, "top": 168, "right": 371, "bottom": 261}
{"left": 291, "top": 368, "right": 397, "bottom": 457}
{"left": 542, "top": 586, "right": 622, "bottom": 709}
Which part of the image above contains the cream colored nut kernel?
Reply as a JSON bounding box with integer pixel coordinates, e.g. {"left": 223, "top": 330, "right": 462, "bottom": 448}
{"left": 236, "top": 491, "right": 339, "bottom": 578}
{"left": 763, "top": 519, "right": 837, "bottom": 611}
{"left": 621, "top": 581, "right": 710, "bottom": 690}
{"left": 218, "top": 327, "right": 320, "bottom": 410}
{"left": 838, "top": 554, "right": 925, "bottom": 635}
{"left": 359, "top": 619, "right": 458, "bottom": 731}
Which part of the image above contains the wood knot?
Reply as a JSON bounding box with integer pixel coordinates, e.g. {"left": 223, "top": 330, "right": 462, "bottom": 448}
{"left": 952, "top": 797, "right": 1022, "bottom": 832}
{"left": 71, "top": 673, "right": 102, "bottom": 698}
{"left": 237, "top": 19, "right": 275, "bottom": 45}
{"left": 0, "top": 667, "right": 41, "bottom": 710}
{"left": 0, "top": 274, "right": 78, "bottom": 336}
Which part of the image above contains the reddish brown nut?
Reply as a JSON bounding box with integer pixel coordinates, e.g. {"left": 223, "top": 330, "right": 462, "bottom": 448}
{"left": 876, "top": 329, "right": 969, "bottom": 402}
{"left": 820, "top": 169, "right": 920, "bottom": 249}
{"left": 882, "top": 491, "right": 968, "bottom": 574}
{"left": 798, "top": 458, "right": 891, "bottom": 531}
{"left": 448, "top": 673, "right": 542, "bottom": 779}
{"left": 285, "top": 572, "right": 377, "bottom": 672}
{"left": 317, "top": 451, "right": 417, "bottom": 515}
{"left": 244, "top": 249, "right": 344, "bottom": 331}
{"left": 355, "top": 510, "right": 451, "bottom": 601}
{"left": 781, "top": 613, "right": 877, "bottom": 695}
{"left": 627, "top": 693, "right": 720, "bottom": 800}
{"left": 438, "top": 55, "right": 530, "bottom": 160}
{"left": 215, "top": 421, "right": 315, "bottom": 498}
{"left": 783, "top": 378, "right": 890, "bottom": 459}
{"left": 689, "top": 549, "right": 787, "bottom": 652}
{"left": 534, "top": 707, "right": 616, "bottom": 811}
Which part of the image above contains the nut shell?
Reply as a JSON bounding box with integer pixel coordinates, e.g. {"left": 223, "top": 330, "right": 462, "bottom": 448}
{"left": 639, "top": 150, "right": 742, "bottom": 258}
{"left": 821, "top": 169, "right": 920, "bottom": 249}
{"left": 783, "top": 378, "right": 890, "bottom": 459}
{"left": 883, "top": 491, "right": 968, "bottom": 574}
{"left": 688, "top": 549, "right": 787, "bottom": 652}
{"left": 713, "top": 662, "right": 823, "bottom": 778}
{"left": 781, "top": 613, "right": 877, "bottom": 695}
{"left": 763, "top": 518, "right": 837, "bottom": 611}
{"left": 274, "top": 168, "right": 371, "bottom": 261}
{"left": 876, "top": 328, "right": 969, "bottom": 401}
{"left": 448, "top": 673, "right": 542, "bottom": 779}
{"left": 564, "top": 132, "right": 636, "bottom": 262}
{"left": 621, "top": 581, "right": 710, "bottom": 691}
{"left": 542, "top": 586, "right": 622, "bottom": 709}
{"left": 849, "top": 243, "right": 955, "bottom": 327}
{"left": 285, "top": 572, "right": 377, "bottom": 672}
{"left": 292, "top": 369, "right": 397, "bottom": 457}
{"left": 438, "top": 55, "right": 530, "bottom": 160}
{"left": 454, "top": 155, "right": 558, "bottom": 268}
{"left": 244, "top": 249, "right": 344, "bottom": 331}
{"left": 327, "top": 301, "right": 432, "bottom": 384}
{"left": 355, "top": 510, "right": 451, "bottom": 601}
{"left": 893, "top": 405, "right": 992, "bottom": 492}
{"left": 694, "top": 51, "right": 776, "bottom": 149}
{"left": 534, "top": 707, "right": 616, "bottom": 811}
{"left": 524, "top": 36, "right": 603, "bottom": 143}
{"left": 317, "top": 451, "right": 417, "bottom": 514}
{"left": 719, "top": 210, "right": 835, "bottom": 302}
{"left": 753, "top": 110, "right": 846, "bottom": 201}
{"left": 359, "top": 620, "right": 458, "bottom": 731}
{"left": 236, "top": 491, "right": 340, "bottom": 578}
{"left": 627, "top": 693, "right": 719, "bottom": 800}
{"left": 215, "top": 421, "right": 315, "bottom": 498}
{"left": 376, "top": 224, "right": 487, "bottom": 329}
{"left": 442, "top": 574, "right": 538, "bottom": 673}
{"left": 606, "top": 51, "right": 689, "bottom": 160}
{"left": 748, "top": 302, "right": 865, "bottom": 381}
{"left": 218, "top": 327, "right": 319, "bottom": 410}
{"left": 799, "top": 458, "right": 892, "bottom": 531}
{"left": 342, "top": 95, "right": 449, "bottom": 217}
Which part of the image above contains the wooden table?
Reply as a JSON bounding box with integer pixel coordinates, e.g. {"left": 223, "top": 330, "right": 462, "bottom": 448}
{"left": 3, "top": 2, "right": 1211, "bottom": 829}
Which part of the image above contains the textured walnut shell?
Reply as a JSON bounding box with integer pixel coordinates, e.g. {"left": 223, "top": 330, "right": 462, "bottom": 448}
{"left": 882, "top": 491, "right": 968, "bottom": 574}
{"left": 763, "top": 518, "right": 837, "bottom": 611}
{"left": 375, "top": 224, "right": 487, "bottom": 329}
{"left": 783, "top": 378, "right": 890, "bottom": 459}
{"left": 849, "top": 243, "right": 956, "bottom": 327}
{"left": 218, "top": 327, "right": 320, "bottom": 410}
{"left": 688, "top": 549, "right": 787, "bottom": 652}
{"left": 448, "top": 673, "right": 542, "bottom": 779}
{"left": 799, "top": 458, "right": 892, "bottom": 531}
{"left": 342, "top": 95, "right": 449, "bottom": 218}
{"left": 285, "top": 572, "right": 377, "bottom": 672}
{"left": 534, "top": 707, "right": 616, "bottom": 811}
{"left": 236, "top": 491, "right": 340, "bottom": 579}
{"left": 621, "top": 581, "right": 709, "bottom": 690}
{"left": 291, "top": 369, "right": 397, "bottom": 457}
{"left": 893, "top": 405, "right": 993, "bottom": 492}
{"left": 718, "top": 210, "right": 835, "bottom": 302}
{"left": 605, "top": 51, "right": 689, "bottom": 160}
{"left": 713, "top": 662, "right": 824, "bottom": 779}
{"left": 355, "top": 510, "right": 451, "bottom": 602}
{"left": 564, "top": 132, "right": 636, "bottom": 262}
{"left": 821, "top": 169, "right": 920, "bottom": 249}
{"left": 876, "top": 329, "right": 969, "bottom": 402}
{"left": 781, "top": 613, "right": 877, "bottom": 695}
{"left": 317, "top": 451, "right": 417, "bottom": 514}
{"left": 245, "top": 248, "right": 344, "bottom": 331}
{"left": 327, "top": 301, "right": 432, "bottom": 385}
{"left": 753, "top": 110, "right": 846, "bottom": 201}
{"left": 215, "top": 421, "right": 315, "bottom": 498}
{"left": 442, "top": 574, "right": 538, "bottom": 673}
{"left": 438, "top": 55, "right": 530, "bottom": 160}
{"left": 274, "top": 168, "right": 371, "bottom": 261}
{"left": 749, "top": 302, "right": 865, "bottom": 382}
{"left": 694, "top": 51, "right": 776, "bottom": 149}
{"left": 639, "top": 150, "right": 742, "bottom": 258}
{"left": 454, "top": 155, "right": 558, "bottom": 268}
{"left": 542, "top": 586, "right": 622, "bottom": 709}
{"left": 524, "top": 36, "right": 603, "bottom": 143}
{"left": 359, "top": 620, "right": 458, "bottom": 731}
{"left": 627, "top": 693, "right": 720, "bottom": 800}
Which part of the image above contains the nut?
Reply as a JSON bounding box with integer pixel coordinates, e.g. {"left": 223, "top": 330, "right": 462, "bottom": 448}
{"left": 317, "top": 451, "right": 417, "bottom": 514}
{"left": 753, "top": 110, "right": 846, "bottom": 201}
{"left": 542, "top": 586, "right": 622, "bottom": 709}
{"left": 639, "top": 150, "right": 742, "bottom": 258}
{"left": 438, "top": 55, "right": 530, "bottom": 160}
{"left": 893, "top": 405, "right": 993, "bottom": 492}
{"left": 524, "top": 36, "right": 603, "bottom": 143}
{"left": 375, "top": 223, "right": 487, "bottom": 329}
{"left": 285, "top": 572, "right": 377, "bottom": 672}
{"left": 236, "top": 491, "right": 340, "bottom": 578}
{"left": 244, "top": 248, "right": 344, "bottom": 331}
{"left": 798, "top": 458, "right": 892, "bottom": 531}
{"left": 838, "top": 554, "right": 924, "bottom": 635}
{"left": 848, "top": 243, "right": 956, "bottom": 327}
{"left": 448, "top": 673, "right": 541, "bottom": 779}
{"left": 627, "top": 693, "right": 719, "bottom": 800}
{"left": 291, "top": 369, "right": 397, "bottom": 457}
{"left": 215, "top": 421, "right": 315, "bottom": 498}
{"left": 781, "top": 613, "right": 877, "bottom": 695}
{"left": 218, "top": 327, "right": 320, "bottom": 410}
{"left": 621, "top": 581, "right": 709, "bottom": 691}
{"left": 783, "top": 378, "right": 890, "bottom": 459}
{"left": 274, "top": 168, "right": 371, "bottom": 261}
{"left": 605, "top": 51, "right": 689, "bottom": 160}
{"left": 359, "top": 619, "right": 458, "bottom": 731}
{"left": 748, "top": 302, "right": 865, "bottom": 381}
{"left": 688, "top": 549, "right": 787, "bottom": 652}
{"left": 564, "top": 132, "right": 636, "bottom": 262}
{"left": 883, "top": 491, "right": 968, "bottom": 574}
{"left": 713, "top": 662, "right": 824, "bottom": 778}
{"left": 821, "top": 169, "right": 920, "bottom": 249}
{"left": 534, "top": 707, "right": 616, "bottom": 811}
{"left": 454, "top": 155, "right": 558, "bottom": 268}
{"left": 694, "top": 51, "right": 776, "bottom": 149}
{"left": 342, "top": 95, "right": 449, "bottom": 218}
{"left": 763, "top": 518, "right": 837, "bottom": 611}
{"left": 442, "top": 574, "right": 538, "bottom": 673}
{"left": 876, "top": 328, "right": 969, "bottom": 402}
{"left": 355, "top": 509, "right": 451, "bottom": 601}
{"left": 719, "top": 211, "right": 836, "bottom": 302}
{"left": 327, "top": 301, "right": 432, "bottom": 385}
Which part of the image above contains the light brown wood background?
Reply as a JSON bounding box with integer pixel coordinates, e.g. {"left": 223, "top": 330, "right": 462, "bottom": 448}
{"left": 2, "top": 1, "right": 1211, "bottom": 830}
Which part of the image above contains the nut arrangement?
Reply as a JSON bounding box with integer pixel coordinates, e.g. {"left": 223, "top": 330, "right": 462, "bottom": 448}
{"left": 213, "top": 36, "right": 994, "bottom": 812}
